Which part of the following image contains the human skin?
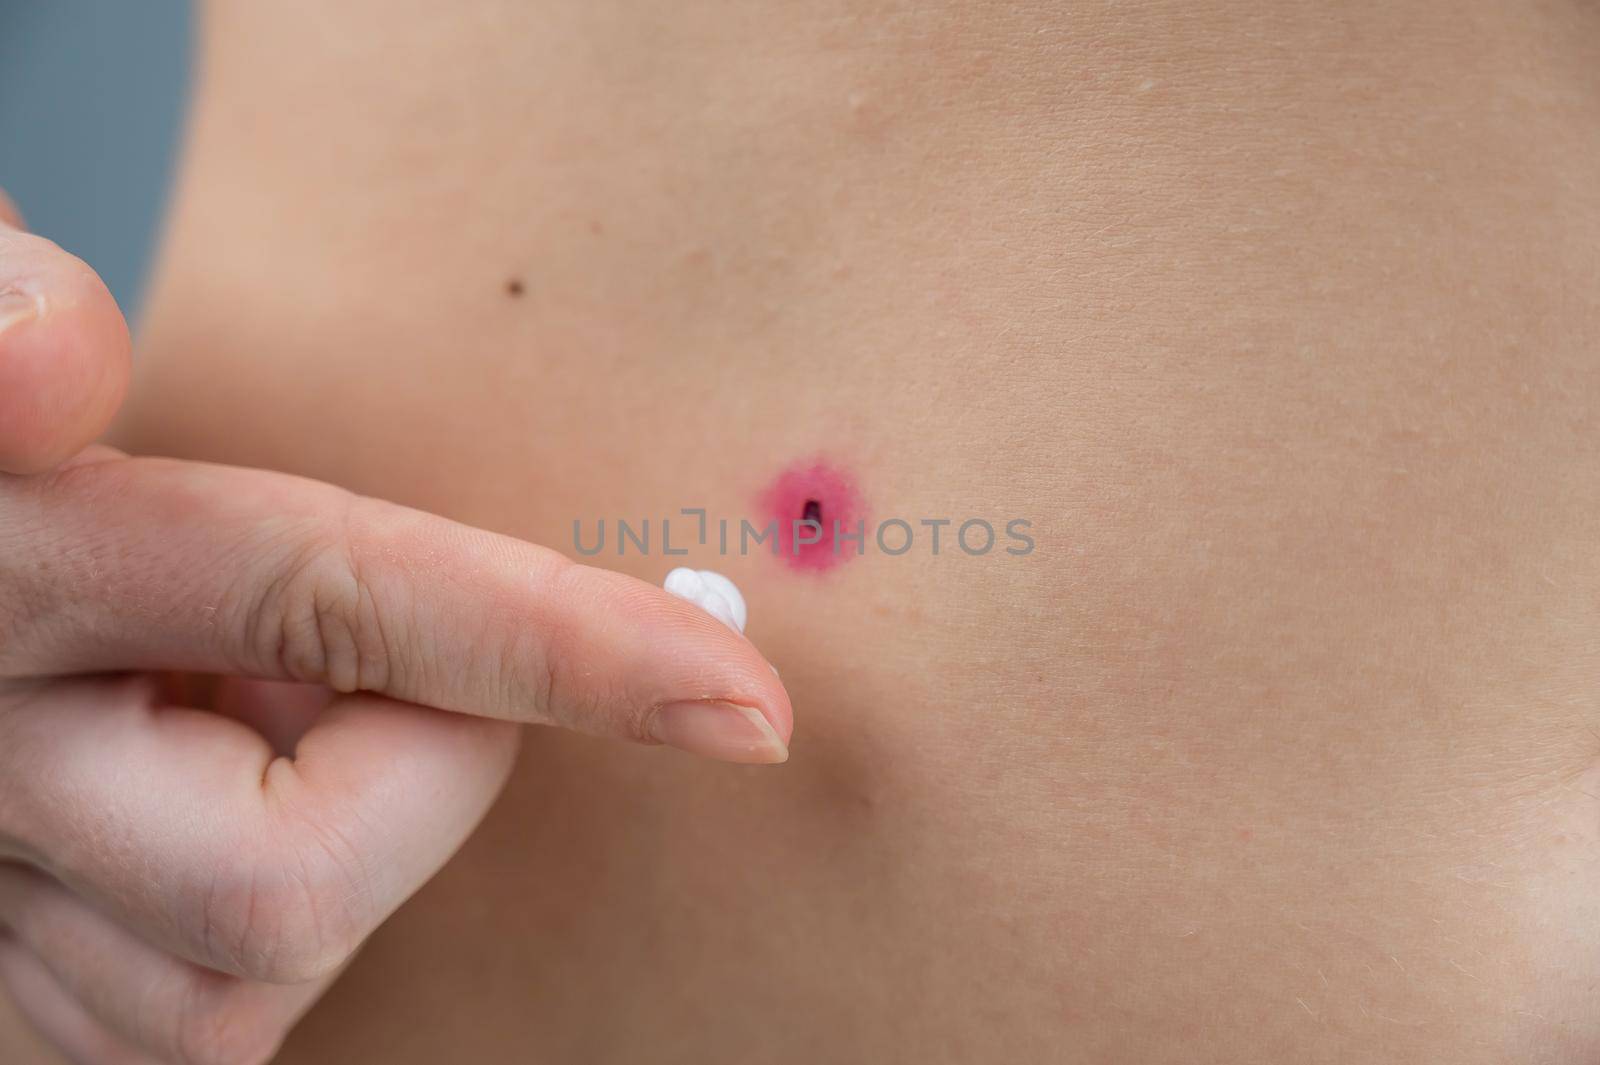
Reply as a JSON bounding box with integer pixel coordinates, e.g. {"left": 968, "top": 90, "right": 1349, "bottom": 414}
{"left": 6, "top": 0, "right": 1600, "bottom": 1062}
{"left": 0, "top": 177, "right": 791, "bottom": 1064}
{"left": 0, "top": 197, "right": 791, "bottom": 1064}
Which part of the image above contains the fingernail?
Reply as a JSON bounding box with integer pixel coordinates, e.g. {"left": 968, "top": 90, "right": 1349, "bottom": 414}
{"left": 649, "top": 700, "right": 789, "bottom": 764}
{"left": 0, "top": 290, "right": 41, "bottom": 336}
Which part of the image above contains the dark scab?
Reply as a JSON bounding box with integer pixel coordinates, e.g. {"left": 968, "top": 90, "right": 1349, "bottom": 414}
{"left": 802, "top": 499, "right": 822, "bottom": 526}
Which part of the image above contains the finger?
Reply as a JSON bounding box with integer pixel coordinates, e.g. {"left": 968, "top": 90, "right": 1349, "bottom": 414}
{"left": 4, "top": 456, "right": 792, "bottom": 761}
{"left": 0, "top": 937, "right": 160, "bottom": 1065}
{"left": 210, "top": 677, "right": 334, "bottom": 756}
{"left": 0, "top": 199, "right": 131, "bottom": 474}
{"left": 0, "top": 864, "right": 324, "bottom": 1065}
{"left": 0, "top": 674, "right": 518, "bottom": 983}
{"left": 0, "top": 189, "right": 23, "bottom": 229}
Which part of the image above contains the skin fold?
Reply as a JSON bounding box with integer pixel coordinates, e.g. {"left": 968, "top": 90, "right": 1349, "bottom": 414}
{"left": 4, "top": 0, "right": 1596, "bottom": 1061}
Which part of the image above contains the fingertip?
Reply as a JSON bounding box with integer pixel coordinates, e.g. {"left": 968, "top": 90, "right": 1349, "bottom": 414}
{"left": 0, "top": 188, "right": 23, "bottom": 230}
{"left": 746, "top": 653, "right": 795, "bottom": 751}
{"left": 633, "top": 589, "right": 797, "bottom": 760}
{"left": 648, "top": 699, "right": 791, "bottom": 764}
{"left": 0, "top": 237, "right": 131, "bottom": 474}
{"left": 534, "top": 562, "right": 796, "bottom": 762}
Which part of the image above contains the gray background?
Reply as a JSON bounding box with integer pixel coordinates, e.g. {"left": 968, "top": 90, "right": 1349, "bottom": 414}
{"left": 0, "top": 1, "right": 191, "bottom": 316}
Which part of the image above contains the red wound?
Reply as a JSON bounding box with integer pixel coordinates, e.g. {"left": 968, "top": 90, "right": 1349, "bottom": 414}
{"left": 758, "top": 458, "right": 865, "bottom": 572}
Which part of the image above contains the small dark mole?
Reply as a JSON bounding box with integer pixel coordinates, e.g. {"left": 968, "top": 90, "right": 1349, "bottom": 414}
{"left": 802, "top": 499, "right": 822, "bottom": 525}
{"left": 505, "top": 278, "right": 525, "bottom": 298}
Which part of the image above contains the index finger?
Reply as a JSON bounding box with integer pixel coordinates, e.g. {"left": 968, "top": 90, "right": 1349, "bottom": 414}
{"left": 5, "top": 454, "right": 793, "bottom": 763}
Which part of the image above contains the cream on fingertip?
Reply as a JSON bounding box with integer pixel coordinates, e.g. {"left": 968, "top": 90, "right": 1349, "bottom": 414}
{"left": 663, "top": 566, "right": 748, "bottom": 634}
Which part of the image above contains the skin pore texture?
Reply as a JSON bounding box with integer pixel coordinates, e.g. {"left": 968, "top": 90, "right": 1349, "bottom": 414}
{"left": 3, "top": 0, "right": 1595, "bottom": 1062}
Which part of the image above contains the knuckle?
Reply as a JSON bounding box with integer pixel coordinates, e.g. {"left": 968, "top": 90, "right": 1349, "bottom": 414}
{"left": 199, "top": 825, "right": 372, "bottom": 983}
{"left": 240, "top": 495, "right": 401, "bottom": 696}
{"left": 172, "top": 978, "right": 282, "bottom": 1065}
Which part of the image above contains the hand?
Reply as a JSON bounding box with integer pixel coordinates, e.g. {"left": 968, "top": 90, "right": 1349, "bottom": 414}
{"left": 0, "top": 189, "right": 792, "bottom": 1065}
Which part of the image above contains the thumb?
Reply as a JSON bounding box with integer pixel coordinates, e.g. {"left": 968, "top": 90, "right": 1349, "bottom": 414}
{"left": 0, "top": 190, "right": 131, "bottom": 474}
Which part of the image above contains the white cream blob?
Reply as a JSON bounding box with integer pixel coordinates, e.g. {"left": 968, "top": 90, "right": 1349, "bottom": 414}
{"left": 663, "top": 567, "right": 748, "bottom": 634}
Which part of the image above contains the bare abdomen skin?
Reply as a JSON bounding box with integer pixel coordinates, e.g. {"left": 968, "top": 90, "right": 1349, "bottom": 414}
{"left": 93, "top": 1, "right": 1600, "bottom": 1061}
